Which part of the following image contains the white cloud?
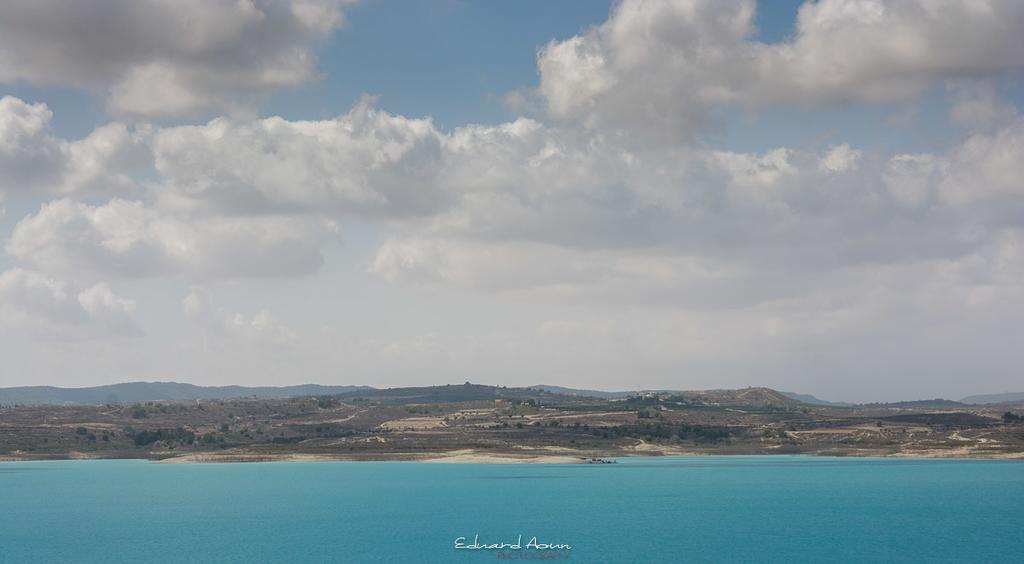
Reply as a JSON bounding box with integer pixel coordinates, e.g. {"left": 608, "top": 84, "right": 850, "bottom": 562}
{"left": 819, "top": 144, "right": 862, "bottom": 174}
{"left": 6, "top": 92, "right": 1022, "bottom": 306}
{"left": 937, "top": 117, "right": 1024, "bottom": 205}
{"left": 882, "top": 153, "right": 943, "bottom": 208}
{"left": 0, "top": 268, "right": 140, "bottom": 339}
{"left": 948, "top": 80, "right": 1020, "bottom": 132}
{"left": 152, "top": 99, "right": 445, "bottom": 215}
{"left": 7, "top": 198, "right": 339, "bottom": 279}
{"left": 536, "top": 0, "right": 1024, "bottom": 138}
{"left": 0, "top": 96, "right": 150, "bottom": 197}
{"left": 370, "top": 116, "right": 1024, "bottom": 306}
{"left": 183, "top": 287, "right": 296, "bottom": 346}
{"left": 76, "top": 283, "right": 142, "bottom": 337}
{"left": 0, "top": 0, "right": 352, "bottom": 117}
{"left": 371, "top": 239, "right": 610, "bottom": 292}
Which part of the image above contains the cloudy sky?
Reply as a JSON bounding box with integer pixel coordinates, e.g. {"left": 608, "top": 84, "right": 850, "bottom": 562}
{"left": 1, "top": 0, "right": 1023, "bottom": 401}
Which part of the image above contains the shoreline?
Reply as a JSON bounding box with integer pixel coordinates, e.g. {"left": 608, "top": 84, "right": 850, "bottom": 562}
{"left": 3, "top": 448, "right": 1024, "bottom": 464}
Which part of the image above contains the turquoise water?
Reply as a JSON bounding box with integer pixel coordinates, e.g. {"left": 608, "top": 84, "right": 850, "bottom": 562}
{"left": 1, "top": 456, "right": 1022, "bottom": 563}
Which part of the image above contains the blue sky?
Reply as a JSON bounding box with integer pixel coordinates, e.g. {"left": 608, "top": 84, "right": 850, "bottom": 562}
{"left": 4, "top": 0, "right": 992, "bottom": 156}
{"left": 1, "top": 0, "right": 1024, "bottom": 401}
{"left": 9, "top": 0, "right": 620, "bottom": 137}
{"left": 266, "top": 0, "right": 619, "bottom": 128}
{"left": 11, "top": 0, "right": 984, "bottom": 163}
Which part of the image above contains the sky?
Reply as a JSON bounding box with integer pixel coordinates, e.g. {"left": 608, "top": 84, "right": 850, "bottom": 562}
{"left": 1, "top": 0, "right": 1023, "bottom": 402}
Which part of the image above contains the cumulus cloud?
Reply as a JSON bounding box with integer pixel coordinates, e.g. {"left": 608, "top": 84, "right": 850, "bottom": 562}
{"left": 151, "top": 106, "right": 882, "bottom": 265}
{"left": 0, "top": 0, "right": 352, "bottom": 117}
{"left": 370, "top": 115, "right": 1024, "bottom": 306}
{"left": 536, "top": 0, "right": 1024, "bottom": 138}
{"left": 152, "top": 99, "right": 445, "bottom": 215}
{"left": 0, "top": 268, "right": 140, "bottom": 339}
{"left": 0, "top": 96, "right": 150, "bottom": 197}
{"left": 183, "top": 287, "right": 296, "bottom": 346}
{"left": 7, "top": 199, "right": 339, "bottom": 279}
{"left": 371, "top": 239, "right": 608, "bottom": 292}
{"left": 0, "top": 91, "right": 1001, "bottom": 301}
{"left": 5, "top": 89, "right": 1022, "bottom": 308}
{"left": 936, "top": 116, "right": 1024, "bottom": 206}
{"left": 948, "top": 80, "right": 1020, "bottom": 132}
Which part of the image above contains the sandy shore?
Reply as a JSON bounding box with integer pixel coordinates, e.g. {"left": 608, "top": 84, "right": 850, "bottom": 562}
{"left": 154, "top": 450, "right": 595, "bottom": 464}
{"left": 155, "top": 453, "right": 362, "bottom": 464}
{"left": 140, "top": 445, "right": 1024, "bottom": 463}
{"left": 882, "top": 450, "right": 1024, "bottom": 459}
{"left": 5, "top": 444, "right": 1024, "bottom": 464}
{"left": 422, "top": 450, "right": 585, "bottom": 464}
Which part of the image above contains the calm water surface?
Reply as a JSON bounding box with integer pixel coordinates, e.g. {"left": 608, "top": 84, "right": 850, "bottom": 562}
{"left": 1, "top": 456, "right": 1022, "bottom": 563}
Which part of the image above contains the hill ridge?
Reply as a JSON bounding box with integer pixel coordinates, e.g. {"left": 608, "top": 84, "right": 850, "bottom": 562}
{"left": 0, "top": 381, "right": 372, "bottom": 405}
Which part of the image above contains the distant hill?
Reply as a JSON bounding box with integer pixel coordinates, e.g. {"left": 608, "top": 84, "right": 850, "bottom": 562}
{"left": 779, "top": 391, "right": 853, "bottom": 407}
{"left": 534, "top": 385, "right": 845, "bottom": 407}
{"left": 862, "top": 399, "right": 965, "bottom": 409}
{"left": 2, "top": 381, "right": 980, "bottom": 409}
{"left": 338, "top": 384, "right": 812, "bottom": 409}
{"left": 529, "top": 385, "right": 637, "bottom": 399}
{"left": 337, "top": 383, "right": 589, "bottom": 404}
{"left": 961, "top": 392, "right": 1024, "bottom": 405}
{"left": 534, "top": 387, "right": 979, "bottom": 409}
{"left": 669, "top": 387, "right": 804, "bottom": 408}
{"left": 0, "top": 382, "right": 372, "bottom": 406}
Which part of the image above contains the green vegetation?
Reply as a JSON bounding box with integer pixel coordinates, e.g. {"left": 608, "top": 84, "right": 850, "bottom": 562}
{"left": 603, "top": 422, "right": 731, "bottom": 443}
{"left": 317, "top": 397, "right": 339, "bottom": 409}
{"left": 200, "top": 432, "right": 220, "bottom": 445}
{"left": 132, "top": 427, "right": 195, "bottom": 447}
{"left": 406, "top": 404, "right": 446, "bottom": 414}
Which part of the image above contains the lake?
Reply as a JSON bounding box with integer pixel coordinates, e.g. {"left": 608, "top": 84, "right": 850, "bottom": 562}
{"left": 1, "top": 456, "right": 1022, "bottom": 562}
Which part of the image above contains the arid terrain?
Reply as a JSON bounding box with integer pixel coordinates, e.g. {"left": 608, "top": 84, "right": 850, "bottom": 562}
{"left": 2, "top": 384, "right": 1023, "bottom": 462}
